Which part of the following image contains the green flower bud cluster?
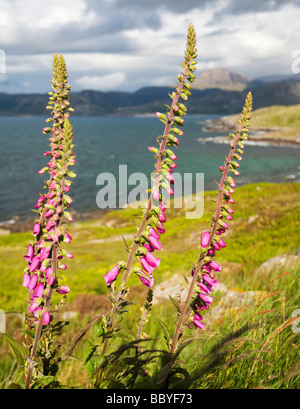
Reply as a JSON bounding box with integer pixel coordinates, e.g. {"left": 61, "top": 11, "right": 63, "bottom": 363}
{"left": 150, "top": 24, "right": 197, "bottom": 205}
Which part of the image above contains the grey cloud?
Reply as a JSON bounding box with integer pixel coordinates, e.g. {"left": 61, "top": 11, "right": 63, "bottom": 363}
{"left": 113, "top": 0, "right": 213, "bottom": 13}
{"left": 222, "top": 0, "right": 300, "bottom": 14}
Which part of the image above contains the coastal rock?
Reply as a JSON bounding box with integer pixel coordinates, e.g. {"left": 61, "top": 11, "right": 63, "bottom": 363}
{"left": 152, "top": 273, "right": 227, "bottom": 305}
{"left": 255, "top": 254, "right": 300, "bottom": 274}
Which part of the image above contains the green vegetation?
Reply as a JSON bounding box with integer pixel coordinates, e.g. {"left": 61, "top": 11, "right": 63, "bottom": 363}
{"left": 228, "top": 104, "right": 300, "bottom": 141}
{"left": 0, "top": 181, "right": 299, "bottom": 388}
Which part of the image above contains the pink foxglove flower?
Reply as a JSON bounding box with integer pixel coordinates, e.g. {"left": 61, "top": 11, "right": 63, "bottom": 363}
{"left": 56, "top": 286, "right": 70, "bottom": 294}
{"left": 22, "top": 272, "right": 31, "bottom": 288}
{"left": 201, "top": 230, "right": 210, "bottom": 248}
{"left": 148, "top": 234, "right": 162, "bottom": 250}
{"left": 23, "top": 244, "right": 34, "bottom": 262}
{"left": 104, "top": 264, "right": 121, "bottom": 287}
{"left": 28, "top": 274, "right": 38, "bottom": 291}
{"left": 42, "top": 311, "right": 51, "bottom": 325}
{"left": 32, "top": 223, "right": 40, "bottom": 236}
{"left": 137, "top": 270, "right": 154, "bottom": 288}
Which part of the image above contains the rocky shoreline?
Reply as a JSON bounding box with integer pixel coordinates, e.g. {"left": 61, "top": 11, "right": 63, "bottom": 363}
{"left": 200, "top": 116, "right": 300, "bottom": 146}
{"left": 0, "top": 208, "right": 109, "bottom": 235}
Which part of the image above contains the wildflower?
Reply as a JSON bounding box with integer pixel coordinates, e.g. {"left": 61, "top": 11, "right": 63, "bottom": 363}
{"left": 201, "top": 230, "right": 210, "bottom": 248}
{"left": 32, "top": 223, "right": 40, "bottom": 236}
{"left": 42, "top": 311, "right": 51, "bottom": 325}
{"left": 23, "top": 244, "right": 34, "bottom": 262}
{"left": 56, "top": 286, "right": 70, "bottom": 294}
{"left": 104, "top": 264, "right": 121, "bottom": 287}
{"left": 137, "top": 270, "right": 154, "bottom": 288}
{"left": 192, "top": 313, "right": 205, "bottom": 330}
{"left": 22, "top": 272, "right": 31, "bottom": 288}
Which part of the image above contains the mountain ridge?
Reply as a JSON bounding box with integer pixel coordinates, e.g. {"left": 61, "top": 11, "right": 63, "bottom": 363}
{"left": 1, "top": 69, "right": 300, "bottom": 116}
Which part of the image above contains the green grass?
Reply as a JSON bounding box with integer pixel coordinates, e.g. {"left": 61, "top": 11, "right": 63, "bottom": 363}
{"left": 0, "top": 182, "right": 300, "bottom": 388}
{"left": 228, "top": 104, "right": 300, "bottom": 140}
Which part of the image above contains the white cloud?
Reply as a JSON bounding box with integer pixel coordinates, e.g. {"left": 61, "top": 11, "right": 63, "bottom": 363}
{"left": 74, "top": 72, "right": 126, "bottom": 90}
{"left": 0, "top": 0, "right": 300, "bottom": 93}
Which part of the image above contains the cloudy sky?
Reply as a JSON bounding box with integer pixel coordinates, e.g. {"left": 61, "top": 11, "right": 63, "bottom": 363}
{"left": 0, "top": 0, "right": 300, "bottom": 94}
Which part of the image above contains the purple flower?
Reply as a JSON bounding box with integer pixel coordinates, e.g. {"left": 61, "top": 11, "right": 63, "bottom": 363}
{"left": 22, "top": 272, "right": 31, "bottom": 287}
{"left": 218, "top": 238, "right": 226, "bottom": 248}
{"left": 40, "top": 246, "right": 51, "bottom": 260}
{"left": 192, "top": 313, "right": 205, "bottom": 329}
{"left": 148, "top": 227, "right": 160, "bottom": 241}
{"left": 137, "top": 270, "right": 154, "bottom": 288}
{"left": 32, "top": 282, "right": 44, "bottom": 299}
{"left": 158, "top": 211, "right": 166, "bottom": 223}
{"left": 56, "top": 285, "right": 70, "bottom": 294}
{"left": 144, "top": 252, "right": 161, "bottom": 268}
{"left": 42, "top": 311, "right": 51, "bottom": 325}
{"left": 104, "top": 264, "right": 121, "bottom": 286}
{"left": 33, "top": 222, "right": 40, "bottom": 236}
{"left": 23, "top": 244, "right": 34, "bottom": 262}
{"left": 28, "top": 256, "right": 40, "bottom": 272}
{"left": 148, "top": 234, "right": 162, "bottom": 250}
{"left": 198, "top": 282, "right": 210, "bottom": 294}
{"left": 201, "top": 230, "right": 210, "bottom": 248}
{"left": 208, "top": 260, "right": 222, "bottom": 272}
{"left": 28, "top": 274, "right": 38, "bottom": 291}
{"left": 140, "top": 257, "right": 156, "bottom": 274}
{"left": 28, "top": 302, "right": 39, "bottom": 313}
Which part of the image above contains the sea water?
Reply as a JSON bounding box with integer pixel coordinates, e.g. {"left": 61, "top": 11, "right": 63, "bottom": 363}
{"left": 0, "top": 115, "right": 299, "bottom": 222}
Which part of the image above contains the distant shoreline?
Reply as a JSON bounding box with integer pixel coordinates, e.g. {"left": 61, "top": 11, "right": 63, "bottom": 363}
{"left": 200, "top": 116, "right": 300, "bottom": 146}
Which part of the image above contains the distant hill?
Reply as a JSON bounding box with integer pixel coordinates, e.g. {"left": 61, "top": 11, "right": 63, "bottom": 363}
{"left": 0, "top": 69, "right": 300, "bottom": 116}
{"left": 193, "top": 68, "right": 251, "bottom": 91}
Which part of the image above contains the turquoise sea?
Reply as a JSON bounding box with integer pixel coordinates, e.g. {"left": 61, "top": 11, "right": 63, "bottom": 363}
{"left": 0, "top": 114, "right": 299, "bottom": 222}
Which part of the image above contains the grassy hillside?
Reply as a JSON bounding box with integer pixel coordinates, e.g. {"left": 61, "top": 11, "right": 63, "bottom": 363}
{"left": 225, "top": 104, "right": 300, "bottom": 142}
{"left": 0, "top": 182, "right": 299, "bottom": 388}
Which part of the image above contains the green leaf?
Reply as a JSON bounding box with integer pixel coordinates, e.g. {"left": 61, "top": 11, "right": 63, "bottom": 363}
{"left": 155, "top": 319, "right": 171, "bottom": 345}
{"left": 31, "top": 376, "right": 55, "bottom": 389}
{"left": 6, "top": 334, "right": 28, "bottom": 368}
{"left": 169, "top": 295, "right": 180, "bottom": 312}
{"left": 93, "top": 320, "right": 105, "bottom": 338}
{"left": 6, "top": 383, "right": 23, "bottom": 389}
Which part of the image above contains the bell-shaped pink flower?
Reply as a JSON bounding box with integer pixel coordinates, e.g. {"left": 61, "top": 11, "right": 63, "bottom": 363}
{"left": 137, "top": 270, "right": 154, "bottom": 288}
{"left": 144, "top": 252, "right": 161, "bottom": 268}
{"left": 28, "top": 274, "right": 38, "bottom": 291}
{"left": 148, "top": 234, "right": 162, "bottom": 250}
{"left": 28, "top": 256, "right": 40, "bottom": 272}
{"left": 40, "top": 246, "right": 51, "bottom": 260}
{"left": 33, "top": 222, "right": 40, "bottom": 236}
{"left": 22, "top": 272, "right": 31, "bottom": 287}
{"left": 199, "top": 293, "right": 213, "bottom": 305}
{"left": 28, "top": 302, "right": 39, "bottom": 313}
{"left": 158, "top": 211, "right": 166, "bottom": 223}
{"left": 201, "top": 230, "right": 210, "bottom": 248}
{"left": 218, "top": 238, "right": 226, "bottom": 248}
{"left": 23, "top": 244, "right": 34, "bottom": 262}
{"left": 193, "top": 313, "right": 205, "bottom": 329}
{"left": 56, "top": 285, "right": 70, "bottom": 294}
{"left": 32, "top": 282, "right": 44, "bottom": 299}
{"left": 208, "top": 260, "right": 222, "bottom": 272}
{"left": 148, "top": 227, "right": 160, "bottom": 241}
{"left": 104, "top": 264, "right": 121, "bottom": 286}
{"left": 140, "top": 257, "right": 156, "bottom": 274}
{"left": 42, "top": 311, "right": 51, "bottom": 325}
